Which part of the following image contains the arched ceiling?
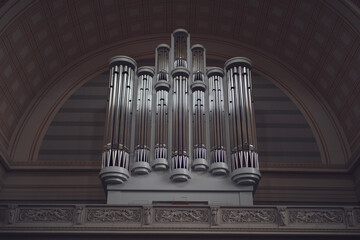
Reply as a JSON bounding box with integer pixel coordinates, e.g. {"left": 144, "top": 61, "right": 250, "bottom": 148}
{"left": 0, "top": 0, "right": 359, "bottom": 170}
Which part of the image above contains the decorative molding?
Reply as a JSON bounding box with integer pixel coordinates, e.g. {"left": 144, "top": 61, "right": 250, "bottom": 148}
{"left": 345, "top": 207, "right": 355, "bottom": 227}
{"left": 7, "top": 205, "right": 17, "bottom": 225}
{"left": 0, "top": 204, "right": 359, "bottom": 235}
{"left": 211, "top": 207, "right": 219, "bottom": 226}
{"left": 154, "top": 208, "right": 209, "bottom": 223}
{"left": 75, "top": 205, "right": 85, "bottom": 225}
{"left": 143, "top": 206, "right": 151, "bottom": 225}
{"left": 17, "top": 208, "right": 73, "bottom": 222}
{"left": 277, "top": 206, "right": 287, "bottom": 226}
{"left": 86, "top": 208, "right": 141, "bottom": 223}
{"left": 354, "top": 209, "right": 360, "bottom": 224}
{"left": 222, "top": 208, "right": 277, "bottom": 224}
{"left": 288, "top": 209, "right": 344, "bottom": 224}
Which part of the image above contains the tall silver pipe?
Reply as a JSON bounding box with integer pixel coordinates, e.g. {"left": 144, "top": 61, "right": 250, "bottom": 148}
{"left": 132, "top": 67, "right": 154, "bottom": 175}
{"left": 207, "top": 68, "right": 229, "bottom": 175}
{"left": 225, "top": 57, "right": 261, "bottom": 187}
{"left": 170, "top": 29, "right": 191, "bottom": 182}
{"left": 100, "top": 56, "right": 137, "bottom": 185}
{"left": 153, "top": 44, "right": 170, "bottom": 170}
{"left": 191, "top": 45, "right": 208, "bottom": 171}
{"left": 171, "top": 70, "right": 190, "bottom": 180}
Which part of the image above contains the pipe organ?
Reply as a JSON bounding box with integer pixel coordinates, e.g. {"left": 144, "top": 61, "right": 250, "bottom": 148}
{"left": 99, "top": 29, "right": 261, "bottom": 205}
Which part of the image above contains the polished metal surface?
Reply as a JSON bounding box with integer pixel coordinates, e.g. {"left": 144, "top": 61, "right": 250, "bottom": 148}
{"left": 208, "top": 68, "right": 229, "bottom": 175}
{"left": 100, "top": 56, "right": 137, "bottom": 184}
{"left": 225, "top": 58, "right": 259, "bottom": 181}
{"left": 132, "top": 67, "right": 154, "bottom": 175}
{"left": 101, "top": 30, "right": 260, "bottom": 190}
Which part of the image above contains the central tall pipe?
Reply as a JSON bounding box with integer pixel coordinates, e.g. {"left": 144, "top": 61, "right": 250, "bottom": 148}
{"left": 170, "top": 29, "right": 191, "bottom": 182}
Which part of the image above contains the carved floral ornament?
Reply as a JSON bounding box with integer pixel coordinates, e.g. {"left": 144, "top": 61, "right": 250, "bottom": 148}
{"left": 288, "top": 209, "right": 344, "bottom": 224}
{"left": 2, "top": 205, "right": 359, "bottom": 231}
{"left": 17, "top": 208, "right": 73, "bottom": 222}
{"left": 222, "top": 209, "right": 277, "bottom": 224}
{"left": 86, "top": 208, "right": 142, "bottom": 223}
{"left": 154, "top": 208, "right": 209, "bottom": 223}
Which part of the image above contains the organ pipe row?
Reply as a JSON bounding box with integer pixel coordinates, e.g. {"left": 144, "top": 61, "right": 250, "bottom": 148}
{"left": 100, "top": 29, "right": 260, "bottom": 186}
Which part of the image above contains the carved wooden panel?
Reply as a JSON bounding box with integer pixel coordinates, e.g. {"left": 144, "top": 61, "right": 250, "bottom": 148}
{"left": 86, "top": 208, "right": 141, "bottom": 223}
{"left": 288, "top": 209, "right": 344, "bottom": 224}
{"left": 222, "top": 208, "right": 276, "bottom": 224}
{"left": 154, "top": 208, "right": 209, "bottom": 223}
{"left": 17, "top": 208, "right": 73, "bottom": 222}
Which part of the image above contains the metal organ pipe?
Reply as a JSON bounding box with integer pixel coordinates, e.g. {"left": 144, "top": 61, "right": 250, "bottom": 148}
{"left": 191, "top": 45, "right": 208, "bottom": 171}
{"left": 170, "top": 29, "right": 191, "bottom": 182}
{"left": 156, "top": 44, "right": 170, "bottom": 82}
{"left": 207, "top": 68, "right": 229, "bottom": 175}
{"left": 99, "top": 56, "right": 137, "bottom": 184}
{"left": 171, "top": 69, "right": 191, "bottom": 182}
{"left": 225, "top": 57, "right": 261, "bottom": 186}
{"left": 131, "top": 67, "right": 154, "bottom": 175}
{"left": 153, "top": 44, "right": 171, "bottom": 170}
{"left": 173, "top": 29, "right": 188, "bottom": 68}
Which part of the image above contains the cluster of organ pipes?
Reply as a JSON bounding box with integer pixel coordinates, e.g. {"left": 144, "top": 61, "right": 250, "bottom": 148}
{"left": 102, "top": 58, "right": 135, "bottom": 172}
{"left": 226, "top": 60, "right": 259, "bottom": 171}
{"left": 100, "top": 29, "right": 260, "bottom": 184}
